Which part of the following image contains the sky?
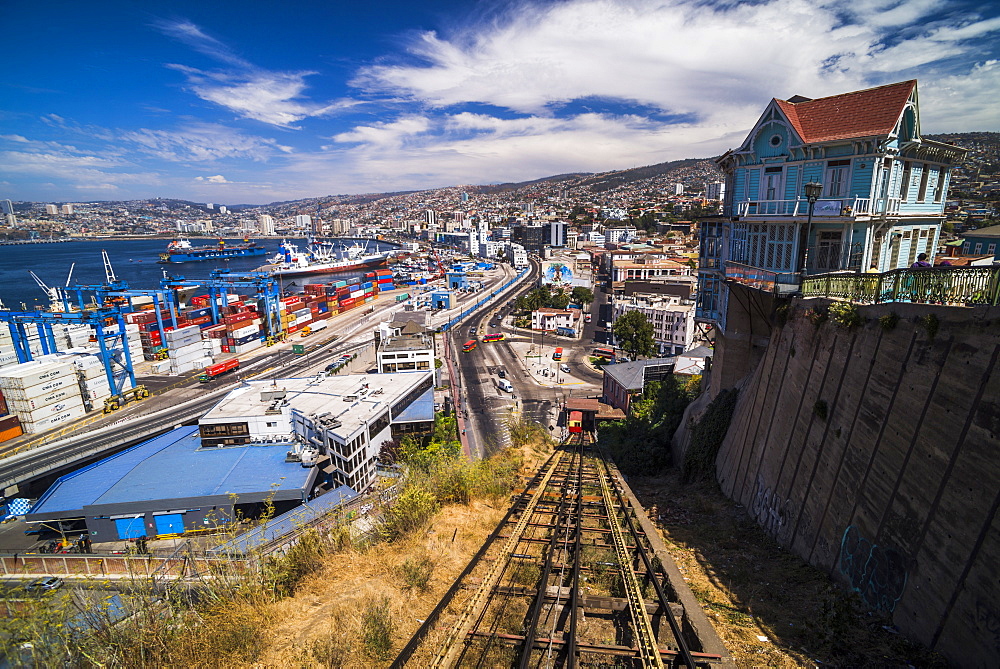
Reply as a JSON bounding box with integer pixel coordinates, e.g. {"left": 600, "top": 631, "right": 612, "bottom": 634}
{"left": 2, "top": 0, "right": 998, "bottom": 205}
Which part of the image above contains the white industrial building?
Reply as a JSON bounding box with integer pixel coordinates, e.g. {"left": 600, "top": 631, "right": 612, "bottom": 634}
{"left": 199, "top": 372, "right": 434, "bottom": 491}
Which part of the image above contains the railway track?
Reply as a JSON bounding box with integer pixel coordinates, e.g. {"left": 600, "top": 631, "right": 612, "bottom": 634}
{"left": 395, "top": 434, "right": 728, "bottom": 668}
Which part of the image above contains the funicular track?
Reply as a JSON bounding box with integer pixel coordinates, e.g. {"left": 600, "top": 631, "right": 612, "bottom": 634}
{"left": 395, "top": 434, "right": 726, "bottom": 668}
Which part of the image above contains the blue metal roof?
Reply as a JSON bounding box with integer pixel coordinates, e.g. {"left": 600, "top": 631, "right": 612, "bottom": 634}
{"left": 210, "top": 485, "right": 357, "bottom": 554}
{"left": 392, "top": 387, "right": 434, "bottom": 424}
{"left": 28, "top": 426, "right": 314, "bottom": 517}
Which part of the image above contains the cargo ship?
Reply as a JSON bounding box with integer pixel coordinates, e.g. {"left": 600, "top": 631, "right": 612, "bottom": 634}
{"left": 158, "top": 238, "right": 267, "bottom": 263}
{"left": 256, "top": 240, "right": 391, "bottom": 277}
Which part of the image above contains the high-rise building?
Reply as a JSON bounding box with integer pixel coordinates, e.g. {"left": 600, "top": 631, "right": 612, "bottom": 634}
{"left": 674, "top": 183, "right": 685, "bottom": 195}
{"left": 705, "top": 182, "right": 725, "bottom": 200}
{"left": 295, "top": 214, "right": 311, "bottom": 229}
{"left": 1, "top": 200, "right": 13, "bottom": 216}
{"left": 258, "top": 214, "right": 275, "bottom": 235}
{"left": 206, "top": 203, "right": 214, "bottom": 210}
{"left": 61, "top": 204, "right": 74, "bottom": 215}
{"left": 312, "top": 217, "right": 323, "bottom": 235}
{"left": 425, "top": 210, "right": 437, "bottom": 226}
{"left": 460, "top": 192, "right": 469, "bottom": 203}
{"left": 218, "top": 205, "right": 228, "bottom": 215}
{"left": 45, "top": 204, "right": 59, "bottom": 215}
{"left": 242, "top": 218, "right": 258, "bottom": 232}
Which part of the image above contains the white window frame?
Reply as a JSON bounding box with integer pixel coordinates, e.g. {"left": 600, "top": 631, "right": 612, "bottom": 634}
{"left": 825, "top": 160, "right": 851, "bottom": 198}
{"left": 762, "top": 167, "right": 783, "bottom": 201}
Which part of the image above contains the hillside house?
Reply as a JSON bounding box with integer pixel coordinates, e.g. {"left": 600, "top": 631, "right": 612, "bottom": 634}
{"left": 697, "top": 80, "right": 967, "bottom": 329}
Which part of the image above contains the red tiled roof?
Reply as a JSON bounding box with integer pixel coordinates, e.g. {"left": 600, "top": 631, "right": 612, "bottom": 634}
{"left": 775, "top": 80, "right": 915, "bottom": 143}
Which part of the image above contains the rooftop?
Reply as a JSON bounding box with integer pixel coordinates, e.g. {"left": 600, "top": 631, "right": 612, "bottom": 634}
{"left": 203, "top": 372, "right": 434, "bottom": 442}
{"left": 382, "top": 332, "right": 434, "bottom": 352}
{"left": 602, "top": 357, "right": 677, "bottom": 391}
{"left": 775, "top": 80, "right": 916, "bottom": 144}
{"left": 28, "top": 426, "right": 314, "bottom": 520}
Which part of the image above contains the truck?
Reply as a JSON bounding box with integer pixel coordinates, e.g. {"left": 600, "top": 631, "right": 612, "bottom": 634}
{"left": 198, "top": 358, "right": 240, "bottom": 382}
{"left": 497, "top": 379, "right": 514, "bottom": 393}
{"left": 300, "top": 320, "right": 328, "bottom": 337}
{"left": 103, "top": 385, "right": 150, "bottom": 413}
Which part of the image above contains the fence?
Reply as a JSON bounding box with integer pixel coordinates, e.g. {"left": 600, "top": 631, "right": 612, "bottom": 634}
{"left": 0, "top": 553, "right": 245, "bottom": 578}
{"left": 439, "top": 267, "right": 530, "bottom": 332}
{"left": 801, "top": 265, "right": 1000, "bottom": 306}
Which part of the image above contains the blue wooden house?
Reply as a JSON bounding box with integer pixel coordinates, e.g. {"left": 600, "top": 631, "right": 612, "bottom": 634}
{"left": 697, "top": 80, "right": 967, "bottom": 328}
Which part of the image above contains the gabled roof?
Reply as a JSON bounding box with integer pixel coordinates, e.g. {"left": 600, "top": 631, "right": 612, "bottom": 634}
{"left": 774, "top": 80, "right": 916, "bottom": 143}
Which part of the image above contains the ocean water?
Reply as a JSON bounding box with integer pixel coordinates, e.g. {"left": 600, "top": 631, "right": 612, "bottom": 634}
{"left": 0, "top": 238, "right": 396, "bottom": 311}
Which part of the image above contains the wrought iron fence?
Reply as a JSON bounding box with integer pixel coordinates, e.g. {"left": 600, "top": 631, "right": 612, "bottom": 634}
{"left": 802, "top": 266, "right": 1000, "bottom": 306}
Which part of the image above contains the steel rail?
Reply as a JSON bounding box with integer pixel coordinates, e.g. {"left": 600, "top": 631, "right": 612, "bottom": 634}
{"left": 564, "top": 432, "right": 587, "bottom": 667}
{"left": 431, "top": 450, "right": 565, "bottom": 668}
{"left": 518, "top": 443, "right": 578, "bottom": 668}
{"left": 603, "top": 456, "right": 700, "bottom": 668}
{"left": 598, "top": 455, "right": 665, "bottom": 669}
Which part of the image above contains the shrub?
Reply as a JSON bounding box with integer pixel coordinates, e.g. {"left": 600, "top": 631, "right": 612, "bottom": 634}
{"left": 879, "top": 312, "right": 899, "bottom": 331}
{"left": 399, "top": 555, "right": 435, "bottom": 592}
{"left": 828, "top": 301, "right": 862, "bottom": 328}
{"left": 360, "top": 596, "right": 395, "bottom": 660}
{"left": 381, "top": 486, "right": 438, "bottom": 541}
{"left": 682, "top": 387, "right": 739, "bottom": 483}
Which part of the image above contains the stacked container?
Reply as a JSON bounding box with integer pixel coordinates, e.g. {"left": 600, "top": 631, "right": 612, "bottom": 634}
{"left": 0, "top": 361, "right": 86, "bottom": 433}
{"left": 166, "top": 325, "right": 209, "bottom": 375}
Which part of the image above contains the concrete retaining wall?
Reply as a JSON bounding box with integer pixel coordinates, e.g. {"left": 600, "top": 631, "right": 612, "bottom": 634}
{"left": 713, "top": 299, "right": 999, "bottom": 668}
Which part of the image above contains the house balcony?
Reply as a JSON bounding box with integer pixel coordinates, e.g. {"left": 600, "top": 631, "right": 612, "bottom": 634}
{"left": 734, "top": 197, "right": 902, "bottom": 218}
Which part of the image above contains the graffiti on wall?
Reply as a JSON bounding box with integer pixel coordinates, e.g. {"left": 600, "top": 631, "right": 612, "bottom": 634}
{"left": 838, "top": 525, "right": 908, "bottom": 614}
{"left": 750, "top": 477, "right": 793, "bottom": 541}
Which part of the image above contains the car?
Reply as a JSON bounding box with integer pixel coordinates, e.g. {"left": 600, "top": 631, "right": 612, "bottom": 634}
{"left": 560, "top": 364, "right": 571, "bottom": 373}
{"left": 470, "top": 327, "right": 478, "bottom": 336}
{"left": 325, "top": 363, "right": 339, "bottom": 372}
{"left": 497, "top": 369, "right": 506, "bottom": 379}
{"left": 25, "top": 577, "right": 63, "bottom": 592}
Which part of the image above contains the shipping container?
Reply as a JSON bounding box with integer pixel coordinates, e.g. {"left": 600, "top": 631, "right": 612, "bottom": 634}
{"left": 0, "top": 415, "right": 23, "bottom": 443}
{"left": 0, "top": 362, "right": 75, "bottom": 391}
{"left": 19, "top": 403, "right": 87, "bottom": 433}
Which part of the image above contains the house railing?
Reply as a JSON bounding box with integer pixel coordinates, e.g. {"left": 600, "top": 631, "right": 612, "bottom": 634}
{"left": 734, "top": 196, "right": 904, "bottom": 217}
{"left": 802, "top": 266, "right": 1000, "bottom": 306}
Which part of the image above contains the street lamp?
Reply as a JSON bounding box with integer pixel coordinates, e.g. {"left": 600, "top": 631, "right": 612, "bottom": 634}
{"left": 799, "top": 181, "right": 823, "bottom": 276}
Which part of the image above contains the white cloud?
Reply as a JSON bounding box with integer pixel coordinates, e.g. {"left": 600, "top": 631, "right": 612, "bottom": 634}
{"left": 353, "top": 0, "right": 999, "bottom": 132}
{"left": 157, "top": 18, "right": 356, "bottom": 128}
{"left": 121, "top": 123, "right": 293, "bottom": 162}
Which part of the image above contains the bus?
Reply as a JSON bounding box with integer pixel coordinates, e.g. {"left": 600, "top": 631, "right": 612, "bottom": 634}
{"left": 593, "top": 347, "right": 614, "bottom": 360}
{"left": 463, "top": 340, "right": 478, "bottom": 352}
{"left": 482, "top": 333, "right": 505, "bottom": 342}
{"left": 552, "top": 347, "right": 563, "bottom": 361}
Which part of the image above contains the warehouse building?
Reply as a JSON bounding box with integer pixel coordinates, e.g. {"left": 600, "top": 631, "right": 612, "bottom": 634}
{"left": 26, "top": 372, "right": 435, "bottom": 539}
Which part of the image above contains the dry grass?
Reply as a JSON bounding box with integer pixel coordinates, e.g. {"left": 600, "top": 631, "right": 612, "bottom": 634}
{"left": 260, "top": 500, "right": 507, "bottom": 667}
{"left": 630, "top": 472, "right": 947, "bottom": 668}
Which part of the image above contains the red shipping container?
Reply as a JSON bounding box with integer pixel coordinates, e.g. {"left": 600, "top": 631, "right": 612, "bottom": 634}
{"left": 287, "top": 324, "right": 299, "bottom": 334}
{"left": 340, "top": 297, "right": 355, "bottom": 307}
{"left": 314, "top": 311, "right": 332, "bottom": 321}
{"left": 222, "top": 345, "right": 230, "bottom": 353}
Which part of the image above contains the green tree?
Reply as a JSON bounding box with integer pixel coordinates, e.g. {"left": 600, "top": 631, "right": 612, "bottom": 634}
{"left": 613, "top": 311, "right": 656, "bottom": 359}
{"left": 570, "top": 286, "right": 594, "bottom": 305}
{"left": 549, "top": 292, "right": 570, "bottom": 309}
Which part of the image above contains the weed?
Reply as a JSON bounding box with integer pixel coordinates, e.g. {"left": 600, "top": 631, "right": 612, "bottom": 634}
{"left": 804, "top": 307, "right": 828, "bottom": 328}
{"left": 399, "top": 555, "right": 435, "bottom": 592}
{"left": 360, "top": 596, "right": 395, "bottom": 661}
{"left": 921, "top": 313, "right": 940, "bottom": 340}
{"left": 828, "top": 301, "right": 862, "bottom": 328}
{"left": 774, "top": 302, "right": 791, "bottom": 326}
{"left": 879, "top": 312, "right": 899, "bottom": 331}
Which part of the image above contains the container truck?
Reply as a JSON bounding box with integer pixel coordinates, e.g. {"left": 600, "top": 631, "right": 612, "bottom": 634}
{"left": 198, "top": 359, "right": 240, "bottom": 382}
{"left": 300, "top": 320, "right": 328, "bottom": 337}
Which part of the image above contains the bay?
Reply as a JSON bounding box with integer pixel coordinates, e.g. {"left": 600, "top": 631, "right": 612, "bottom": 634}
{"left": 0, "top": 238, "right": 398, "bottom": 311}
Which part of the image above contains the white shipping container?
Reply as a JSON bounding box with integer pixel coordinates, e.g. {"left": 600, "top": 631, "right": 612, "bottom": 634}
{"left": 0, "top": 362, "right": 75, "bottom": 391}
{"left": 171, "top": 348, "right": 204, "bottom": 365}
{"left": 0, "top": 351, "right": 20, "bottom": 369}
{"left": 170, "top": 360, "right": 199, "bottom": 374}
{"left": 164, "top": 325, "right": 200, "bottom": 341}
{"left": 151, "top": 360, "right": 171, "bottom": 374}
{"left": 81, "top": 375, "right": 111, "bottom": 394}
{"left": 166, "top": 334, "right": 201, "bottom": 348}
{"left": 20, "top": 403, "right": 87, "bottom": 434}
{"left": 15, "top": 395, "right": 85, "bottom": 422}
{"left": 169, "top": 340, "right": 202, "bottom": 356}
{"left": 8, "top": 387, "right": 80, "bottom": 413}
{"left": 230, "top": 325, "right": 259, "bottom": 339}
{"left": 2, "top": 376, "right": 75, "bottom": 401}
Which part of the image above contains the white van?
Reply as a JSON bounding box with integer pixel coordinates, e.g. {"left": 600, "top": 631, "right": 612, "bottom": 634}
{"left": 497, "top": 379, "right": 514, "bottom": 393}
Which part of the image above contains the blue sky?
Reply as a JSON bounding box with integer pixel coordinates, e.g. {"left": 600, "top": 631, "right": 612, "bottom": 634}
{"left": 2, "top": 0, "right": 998, "bottom": 205}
